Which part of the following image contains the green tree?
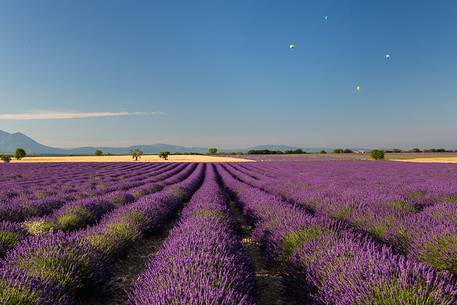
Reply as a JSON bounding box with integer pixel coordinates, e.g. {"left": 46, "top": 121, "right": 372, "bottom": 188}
{"left": 0, "top": 155, "right": 12, "bottom": 163}
{"left": 208, "top": 148, "right": 218, "bottom": 154}
{"left": 320, "top": 150, "right": 327, "bottom": 154}
{"left": 159, "top": 151, "right": 170, "bottom": 160}
{"left": 13, "top": 148, "right": 26, "bottom": 160}
{"left": 130, "top": 149, "right": 144, "bottom": 161}
{"left": 408, "top": 148, "right": 422, "bottom": 153}
{"left": 333, "top": 148, "right": 344, "bottom": 154}
{"left": 371, "top": 149, "right": 385, "bottom": 160}
{"left": 285, "top": 149, "right": 305, "bottom": 154}
{"left": 94, "top": 149, "right": 103, "bottom": 156}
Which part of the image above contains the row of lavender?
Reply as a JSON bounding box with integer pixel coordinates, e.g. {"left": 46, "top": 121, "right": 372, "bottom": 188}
{"left": 22, "top": 163, "right": 189, "bottom": 233}
{"left": 227, "top": 162, "right": 457, "bottom": 278}
{"left": 0, "top": 163, "right": 205, "bottom": 304}
{"left": 216, "top": 164, "right": 457, "bottom": 304}
{"left": 0, "top": 163, "right": 150, "bottom": 204}
{"left": 129, "top": 164, "right": 256, "bottom": 304}
{"left": 0, "top": 163, "right": 194, "bottom": 257}
{"left": 235, "top": 161, "right": 457, "bottom": 207}
{"left": 0, "top": 163, "right": 176, "bottom": 222}
{"left": 0, "top": 163, "right": 183, "bottom": 222}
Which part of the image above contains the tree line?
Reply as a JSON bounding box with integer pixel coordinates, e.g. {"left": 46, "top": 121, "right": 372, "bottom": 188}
{"left": 2, "top": 146, "right": 456, "bottom": 163}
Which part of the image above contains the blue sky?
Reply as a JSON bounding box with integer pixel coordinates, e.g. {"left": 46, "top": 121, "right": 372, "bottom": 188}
{"left": 0, "top": 0, "right": 456, "bottom": 148}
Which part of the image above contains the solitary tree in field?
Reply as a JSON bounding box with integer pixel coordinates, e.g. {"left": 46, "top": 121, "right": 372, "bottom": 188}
{"left": 159, "top": 151, "right": 170, "bottom": 160}
{"left": 409, "top": 148, "right": 422, "bottom": 153}
{"left": 0, "top": 155, "right": 12, "bottom": 163}
{"left": 13, "top": 148, "right": 26, "bottom": 160}
{"left": 320, "top": 150, "right": 327, "bottom": 154}
{"left": 208, "top": 148, "right": 218, "bottom": 154}
{"left": 130, "top": 149, "right": 144, "bottom": 161}
{"left": 94, "top": 149, "right": 103, "bottom": 156}
{"left": 371, "top": 149, "right": 385, "bottom": 160}
{"left": 285, "top": 149, "right": 305, "bottom": 154}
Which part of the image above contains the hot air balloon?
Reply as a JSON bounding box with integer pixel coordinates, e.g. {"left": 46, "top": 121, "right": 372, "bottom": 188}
{"left": 289, "top": 43, "right": 295, "bottom": 49}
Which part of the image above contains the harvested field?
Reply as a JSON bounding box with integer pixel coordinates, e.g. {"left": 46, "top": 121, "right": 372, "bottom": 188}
{"left": 10, "top": 154, "right": 253, "bottom": 163}
{"left": 393, "top": 157, "right": 457, "bottom": 163}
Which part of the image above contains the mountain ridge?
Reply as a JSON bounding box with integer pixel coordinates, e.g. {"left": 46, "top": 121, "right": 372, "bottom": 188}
{"left": 0, "top": 130, "right": 337, "bottom": 155}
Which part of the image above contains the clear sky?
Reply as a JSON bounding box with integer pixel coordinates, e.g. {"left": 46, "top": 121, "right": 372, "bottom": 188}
{"left": 0, "top": 0, "right": 456, "bottom": 149}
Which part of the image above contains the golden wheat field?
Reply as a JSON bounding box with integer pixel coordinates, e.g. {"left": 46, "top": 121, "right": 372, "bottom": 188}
{"left": 10, "top": 155, "right": 253, "bottom": 163}
{"left": 392, "top": 157, "right": 457, "bottom": 163}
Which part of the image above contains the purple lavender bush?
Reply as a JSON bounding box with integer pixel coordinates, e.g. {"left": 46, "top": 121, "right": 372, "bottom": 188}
{"left": 0, "top": 267, "right": 76, "bottom": 305}
{"left": 0, "top": 222, "right": 28, "bottom": 257}
{"left": 289, "top": 232, "right": 457, "bottom": 305}
{"left": 2, "top": 232, "right": 110, "bottom": 292}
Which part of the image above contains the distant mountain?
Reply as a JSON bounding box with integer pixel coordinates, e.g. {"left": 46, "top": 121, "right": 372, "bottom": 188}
{"left": 0, "top": 130, "right": 210, "bottom": 155}
{"left": 69, "top": 144, "right": 210, "bottom": 155}
{"left": 0, "top": 130, "right": 365, "bottom": 155}
{"left": 0, "top": 131, "right": 68, "bottom": 155}
{"left": 247, "top": 145, "right": 301, "bottom": 151}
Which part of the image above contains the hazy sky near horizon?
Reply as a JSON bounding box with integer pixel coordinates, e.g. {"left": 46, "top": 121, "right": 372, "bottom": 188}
{"left": 0, "top": 0, "right": 456, "bottom": 149}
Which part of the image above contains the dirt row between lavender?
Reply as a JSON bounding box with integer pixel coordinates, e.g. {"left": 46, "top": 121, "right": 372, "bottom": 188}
{"left": 80, "top": 215, "right": 180, "bottom": 305}
{"left": 228, "top": 200, "right": 307, "bottom": 305}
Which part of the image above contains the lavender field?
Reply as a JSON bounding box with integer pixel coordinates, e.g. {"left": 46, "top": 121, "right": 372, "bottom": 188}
{"left": 0, "top": 161, "right": 456, "bottom": 305}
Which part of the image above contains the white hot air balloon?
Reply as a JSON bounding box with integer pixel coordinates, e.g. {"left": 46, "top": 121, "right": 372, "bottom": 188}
{"left": 356, "top": 85, "right": 362, "bottom": 92}
{"left": 385, "top": 54, "right": 391, "bottom": 60}
{"left": 289, "top": 43, "right": 295, "bottom": 49}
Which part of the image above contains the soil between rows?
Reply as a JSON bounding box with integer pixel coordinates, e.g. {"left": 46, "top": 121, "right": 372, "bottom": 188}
{"left": 80, "top": 215, "right": 179, "bottom": 305}
{"left": 228, "top": 201, "right": 307, "bottom": 305}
